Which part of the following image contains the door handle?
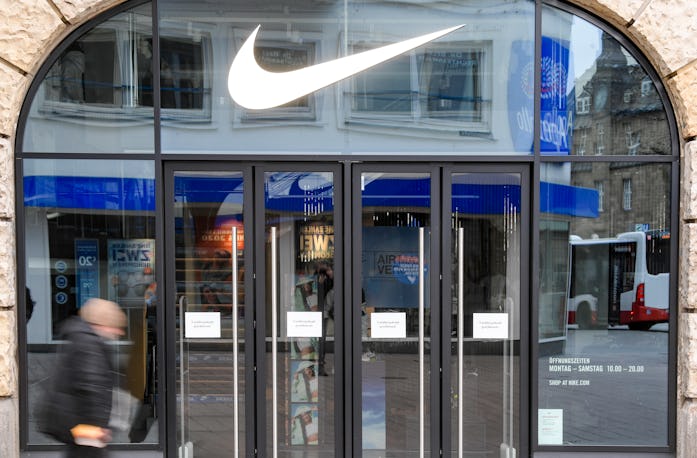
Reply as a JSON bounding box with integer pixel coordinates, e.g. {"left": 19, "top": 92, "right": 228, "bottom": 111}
{"left": 457, "top": 227, "right": 464, "bottom": 458}
{"left": 232, "top": 226, "right": 240, "bottom": 458}
{"left": 418, "top": 227, "right": 425, "bottom": 458}
{"left": 271, "top": 226, "right": 278, "bottom": 458}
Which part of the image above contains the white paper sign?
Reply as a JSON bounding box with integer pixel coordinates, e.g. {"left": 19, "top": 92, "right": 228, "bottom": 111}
{"left": 473, "top": 313, "right": 509, "bottom": 339}
{"left": 538, "top": 409, "right": 564, "bottom": 445}
{"left": 185, "top": 312, "right": 221, "bottom": 338}
{"left": 287, "top": 311, "right": 323, "bottom": 337}
{"left": 371, "top": 312, "right": 406, "bottom": 338}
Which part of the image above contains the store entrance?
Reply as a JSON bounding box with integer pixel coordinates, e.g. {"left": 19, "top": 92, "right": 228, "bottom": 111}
{"left": 164, "top": 162, "right": 528, "bottom": 457}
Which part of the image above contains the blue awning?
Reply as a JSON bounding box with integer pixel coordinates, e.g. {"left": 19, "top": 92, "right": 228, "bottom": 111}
{"left": 24, "top": 174, "right": 598, "bottom": 217}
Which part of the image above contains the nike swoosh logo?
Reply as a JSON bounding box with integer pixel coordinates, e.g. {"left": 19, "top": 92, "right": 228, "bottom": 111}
{"left": 228, "top": 24, "right": 464, "bottom": 110}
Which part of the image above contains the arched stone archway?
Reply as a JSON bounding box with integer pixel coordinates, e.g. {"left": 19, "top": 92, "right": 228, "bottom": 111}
{"left": 1, "top": 1, "right": 696, "bottom": 456}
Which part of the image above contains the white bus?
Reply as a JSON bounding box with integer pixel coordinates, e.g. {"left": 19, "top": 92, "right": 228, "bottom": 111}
{"left": 567, "top": 231, "right": 670, "bottom": 330}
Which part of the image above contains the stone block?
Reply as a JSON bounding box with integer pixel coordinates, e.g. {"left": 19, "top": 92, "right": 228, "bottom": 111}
{"left": 667, "top": 63, "right": 697, "bottom": 140}
{"left": 0, "top": 138, "right": 14, "bottom": 219}
{"left": 677, "top": 398, "right": 697, "bottom": 458}
{"left": 53, "top": 0, "right": 127, "bottom": 25}
{"left": 0, "top": 310, "right": 16, "bottom": 397}
{"left": 0, "top": 62, "right": 29, "bottom": 138}
{"left": 0, "top": 221, "right": 15, "bottom": 310}
{"left": 0, "top": 0, "right": 65, "bottom": 73}
{"left": 682, "top": 142, "right": 697, "bottom": 220}
{"left": 680, "top": 224, "right": 697, "bottom": 311}
{"left": 631, "top": 0, "right": 697, "bottom": 75}
{"left": 0, "top": 397, "right": 18, "bottom": 458}
{"left": 679, "top": 313, "right": 697, "bottom": 398}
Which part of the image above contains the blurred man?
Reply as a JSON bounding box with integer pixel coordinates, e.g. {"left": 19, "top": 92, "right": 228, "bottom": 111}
{"left": 43, "top": 298, "right": 127, "bottom": 457}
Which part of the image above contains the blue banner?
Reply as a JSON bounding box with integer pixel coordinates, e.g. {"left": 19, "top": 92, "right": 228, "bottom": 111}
{"left": 509, "top": 36, "right": 574, "bottom": 154}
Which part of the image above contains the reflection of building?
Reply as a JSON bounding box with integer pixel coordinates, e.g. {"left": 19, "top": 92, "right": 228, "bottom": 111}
{"left": 570, "top": 32, "right": 670, "bottom": 238}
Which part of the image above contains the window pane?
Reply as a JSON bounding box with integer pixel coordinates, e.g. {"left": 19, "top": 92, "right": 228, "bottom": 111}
{"left": 24, "top": 159, "right": 158, "bottom": 445}
{"left": 538, "top": 161, "right": 670, "bottom": 446}
{"left": 22, "top": 3, "right": 154, "bottom": 154}
{"left": 541, "top": 7, "right": 671, "bottom": 156}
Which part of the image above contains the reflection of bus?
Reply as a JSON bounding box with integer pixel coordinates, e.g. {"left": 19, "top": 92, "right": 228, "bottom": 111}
{"left": 567, "top": 231, "right": 670, "bottom": 330}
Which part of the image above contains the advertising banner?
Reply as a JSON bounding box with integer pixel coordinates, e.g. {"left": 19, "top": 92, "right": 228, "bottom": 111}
{"left": 107, "top": 239, "right": 155, "bottom": 307}
{"left": 508, "top": 36, "right": 574, "bottom": 155}
{"left": 362, "top": 227, "right": 429, "bottom": 309}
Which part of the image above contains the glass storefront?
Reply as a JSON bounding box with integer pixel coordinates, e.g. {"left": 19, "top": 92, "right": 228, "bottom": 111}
{"left": 17, "top": 0, "right": 676, "bottom": 456}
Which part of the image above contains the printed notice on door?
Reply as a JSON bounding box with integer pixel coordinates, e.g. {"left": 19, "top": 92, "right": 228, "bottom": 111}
{"left": 287, "top": 311, "right": 323, "bottom": 337}
{"left": 185, "top": 312, "right": 221, "bottom": 338}
{"left": 473, "top": 313, "right": 509, "bottom": 339}
{"left": 538, "top": 409, "right": 563, "bottom": 445}
{"left": 371, "top": 312, "right": 407, "bottom": 338}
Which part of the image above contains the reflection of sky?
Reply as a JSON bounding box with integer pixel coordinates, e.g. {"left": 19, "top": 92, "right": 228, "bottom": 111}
{"left": 570, "top": 17, "right": 601, "bottom": 80}
{"left": 362, "top": 362, "right": 386, "bottom": 449}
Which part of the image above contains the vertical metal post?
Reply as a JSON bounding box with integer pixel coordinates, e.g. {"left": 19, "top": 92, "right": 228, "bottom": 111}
{"left": 419, "top": 227, "right": 425, "bottom": 458}
{"left": 232, "top": 227, "right": 239, "bottom": 458}
{"left": 458, "top": 227, "right": 464, "bottom": 458}
{"left": 271, "top": 227, "right": 278, "bottom": 458}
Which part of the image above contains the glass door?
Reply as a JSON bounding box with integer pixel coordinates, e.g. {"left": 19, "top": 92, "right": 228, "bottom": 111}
{"left": 166, "top": 165, "right": 252, "bottom": 458}
{"left": 354, "top": 166, "right": 438, "bottom": 457}
{"left": 257, "top": 165, "right": 342, "bottom": 457}
{"left": 444, "top": 169, "right": 527, "bottom": 458}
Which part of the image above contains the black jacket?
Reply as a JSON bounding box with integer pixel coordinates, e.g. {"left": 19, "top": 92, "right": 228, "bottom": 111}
{"left": 53, "top": 316, "right": 115, "bottom": 430}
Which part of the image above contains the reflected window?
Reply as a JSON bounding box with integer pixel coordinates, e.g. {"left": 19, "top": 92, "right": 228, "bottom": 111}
{"left": 39, "top": 9, "right": 211, "bottom": 122}
{"left": 595, "top": 180, "right": 604, "bottom": 212}
{"left": 344, "top": 40, "right": 492, "bottom": 134}
{"left": 623, "top": 179, "right": 632, "bottom": 210}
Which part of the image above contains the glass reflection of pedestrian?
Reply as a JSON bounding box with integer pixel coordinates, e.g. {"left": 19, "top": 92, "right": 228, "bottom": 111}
{"left": 316, "top": 261, "right": 333, "bottom": 376}
{"left": 290, "top": 404, "right": 319, "bottom": 445}
{"left": 202, "top": 249, "right": 233, "bottom": 306}
{"left": 291, "top": 361, "right": 318, "bottom": 402}
{"left": 200, "top": 284, "right": 222, "bottom": 313}
{"left": 26, "top": 287, "right": 36, "bottom": 322}
{"left": 45, "top": 298, "right": 127, "bottom": 457}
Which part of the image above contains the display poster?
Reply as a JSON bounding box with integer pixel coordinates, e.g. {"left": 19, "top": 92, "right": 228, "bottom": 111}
{"left": 290, "top": 361, "right": 319, "bottom": 402}
{"left": 184, "top": 312, "right": 221, "bottom": 338}
{"left": 75, "top": 239, "right": 100, "bottom": 308}
{"left": 473, "top": 313, "right": 509, "bottom": 339}
{"left": 370, "top": 312, "right": 407, "bottom": 339}
{"left": 287, "top": 311, "right": 323, "bottom": 337}
{"left": 290, "top": 403, "right": 319, "bottom": 445}
{"left": 107, "top": 239, "right": 155, "bottom": 307}
{"left": 362, "top": 227, "right": 429, "bottom": 309}
{"left": 538, "top": 409, "right": 564, "bottom": 445}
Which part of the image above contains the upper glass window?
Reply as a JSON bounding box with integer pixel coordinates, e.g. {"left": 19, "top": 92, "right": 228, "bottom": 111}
{"left": 22, "top": 4, "right": 155, "bottom": 154}
{"left": 541, "top": 7, "right": 671, "bottom": 156}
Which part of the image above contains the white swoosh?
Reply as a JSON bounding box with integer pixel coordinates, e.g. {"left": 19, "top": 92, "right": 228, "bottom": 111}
{"left": 228, "top": 24, "right": 464, "bottom": 110}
